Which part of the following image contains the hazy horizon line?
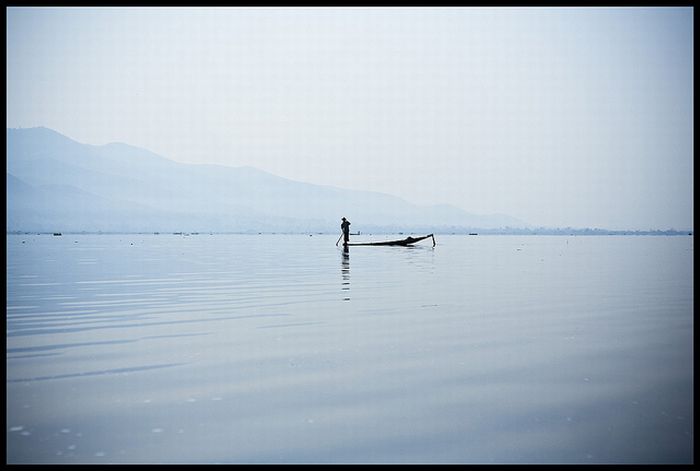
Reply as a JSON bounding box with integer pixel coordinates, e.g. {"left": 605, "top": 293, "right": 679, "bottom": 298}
{"left": 7, "top": 125, "right": 693, "bottom": 233}
{"left": 6, "top": 228, "right": 694, "bottom": 236}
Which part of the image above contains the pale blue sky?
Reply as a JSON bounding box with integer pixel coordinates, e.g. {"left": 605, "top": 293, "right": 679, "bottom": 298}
{"left": 6, "top": 7, "right": 693, "bottom": 230}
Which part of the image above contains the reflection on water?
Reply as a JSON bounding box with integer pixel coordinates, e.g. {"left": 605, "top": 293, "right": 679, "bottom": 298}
{"left": 341, "top": 246, "right": 350, "bottom": 302}
{"left": 6, "top": 234, "right": 694, "bottom": 464}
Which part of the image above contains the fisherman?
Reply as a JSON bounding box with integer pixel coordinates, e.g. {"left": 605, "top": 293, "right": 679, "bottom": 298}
{"left": 341, "top": 217, "right": 351, "bottom": 245}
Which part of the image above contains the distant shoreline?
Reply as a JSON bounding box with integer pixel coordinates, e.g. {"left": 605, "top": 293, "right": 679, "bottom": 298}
{"left": 6, "top": 230, "right": 693, "bottom": 236}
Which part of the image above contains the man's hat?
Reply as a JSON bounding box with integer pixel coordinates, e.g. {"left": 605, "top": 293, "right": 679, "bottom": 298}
{"left": 341, "top": 217, "right": 346, "bottom": 220}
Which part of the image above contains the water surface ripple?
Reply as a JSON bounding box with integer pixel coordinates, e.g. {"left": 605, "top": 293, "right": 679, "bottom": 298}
{"left": 6, "top": 234, "right": 693, "bottom": 463}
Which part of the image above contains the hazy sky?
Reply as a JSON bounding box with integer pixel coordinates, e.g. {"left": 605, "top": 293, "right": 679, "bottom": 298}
{"left": 7, "top": 7, "right": 693, "bottom": 230}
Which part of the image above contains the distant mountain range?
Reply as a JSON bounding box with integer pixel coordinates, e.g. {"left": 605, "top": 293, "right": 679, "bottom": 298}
{"left": 7, "top": 127, "right": 529, "bottom": 233}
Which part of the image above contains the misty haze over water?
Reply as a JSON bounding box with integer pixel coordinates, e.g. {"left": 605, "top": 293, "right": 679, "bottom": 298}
{"left": 6, "top": 6, "right": 693, "bottom": 465}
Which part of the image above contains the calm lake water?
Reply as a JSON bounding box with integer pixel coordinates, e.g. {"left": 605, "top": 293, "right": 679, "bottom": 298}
{"left": 6, "top": 234, "right": 693, "bottom": 464}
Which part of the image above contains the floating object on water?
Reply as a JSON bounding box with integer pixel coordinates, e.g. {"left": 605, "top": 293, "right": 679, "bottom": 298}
{"left": 343, "top": 234, "right": 435, "bottom": 247}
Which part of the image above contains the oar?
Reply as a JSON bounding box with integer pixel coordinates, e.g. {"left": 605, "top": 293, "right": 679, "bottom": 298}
{"left": 335, "top": 233, "right": 343, "bottom": 246}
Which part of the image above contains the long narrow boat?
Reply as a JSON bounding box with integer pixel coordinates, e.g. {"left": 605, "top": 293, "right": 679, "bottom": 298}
{"left": 344, "top": 234, "right": 435, "bottom": 247}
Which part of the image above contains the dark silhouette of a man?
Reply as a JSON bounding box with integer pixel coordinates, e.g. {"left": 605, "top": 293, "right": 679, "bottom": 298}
{"left": 341, "top": 217, "right": 351, "bottom": 245}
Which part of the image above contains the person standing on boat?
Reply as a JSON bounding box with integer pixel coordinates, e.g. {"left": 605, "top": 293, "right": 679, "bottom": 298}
{"left": 341, "top": 217, "right": 351, "bottom": 245}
